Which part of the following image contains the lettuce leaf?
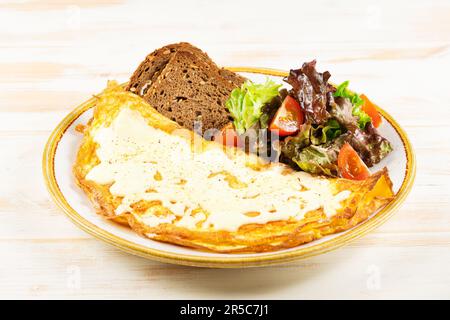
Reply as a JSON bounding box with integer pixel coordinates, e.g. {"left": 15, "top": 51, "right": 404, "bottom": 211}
{"left": 280, "top": 122, "right": 346, "bottom": 175}
{"left": 281, "top": 124, "right": 312, "bottom": 160}
{"left": 347, "top": 123, "right": 393, "bottom": 166}
{"left": 352, "top": 105, "right": 372, "bottom": 129}
{"left": 333, "top": 81, "right": 371, "bottom": 129}
{"left": 324, "top": 119, "right": 343, "bottom": 140}
{"left": 285, "top": 60, "right": 333, "bottom": 124}
{"left": 329, "top": 96, "right": 356, "bottom": 127}
{"left": 292, "top": 145, "right": 339, "bottom": 176}
{"left": 226, "top": 79, "right": 282, "bottom": 134}
{"left": 310, "top": 119, "right": 343, "bottom": 145}
{"left": 288, "top": 135, "right": 348, "bottom": 176}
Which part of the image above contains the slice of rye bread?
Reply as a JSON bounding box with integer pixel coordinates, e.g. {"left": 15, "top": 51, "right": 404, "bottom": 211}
{"left": 126, "top": 42, "right": 245, "bottom": 133}
{"left": 142, "top": 50, "right": 243, "bottom": 133}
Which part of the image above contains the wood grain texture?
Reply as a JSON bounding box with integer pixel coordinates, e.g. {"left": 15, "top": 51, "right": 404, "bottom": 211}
{"left": 0, "top": 0, "right": 449, "bottom": 299}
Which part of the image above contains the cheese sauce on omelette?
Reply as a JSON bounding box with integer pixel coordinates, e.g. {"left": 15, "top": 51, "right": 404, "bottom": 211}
{"left": 85, "top": 108, "right": 350, "bottom": 232}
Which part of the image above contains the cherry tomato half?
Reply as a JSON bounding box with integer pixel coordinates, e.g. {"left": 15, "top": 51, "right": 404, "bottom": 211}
{"left": 269, "top": 95, "right": 304, "bottom": 137}
{"left": 337, "top": 142, "right": 371, "bottom": 180}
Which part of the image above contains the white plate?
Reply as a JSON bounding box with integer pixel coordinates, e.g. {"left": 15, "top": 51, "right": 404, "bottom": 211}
{"left": 43, "top": 67, "right": 416, "bottom": 268}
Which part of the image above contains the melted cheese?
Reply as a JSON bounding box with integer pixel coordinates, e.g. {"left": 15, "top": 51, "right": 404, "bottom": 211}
{"left": 86, "top": 108, "right": 350, "bottom": 232}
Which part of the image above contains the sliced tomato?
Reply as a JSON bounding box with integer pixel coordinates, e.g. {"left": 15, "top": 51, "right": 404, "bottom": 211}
{"left": 337, "top": 143, "right": 371, "bottom": 180}
{"left": 361, "top": 94, "right": 382, "bottom": 128}
{"left": 214, "top": 122, "right": 240, "bottom": 147}
{"left": 269, "top": 95, "right": 304, "bottom": 137}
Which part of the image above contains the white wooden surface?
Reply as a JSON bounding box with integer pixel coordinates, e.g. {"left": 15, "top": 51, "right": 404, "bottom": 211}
{"left": 1, "top": 0, "right": 449, "bottom": 299}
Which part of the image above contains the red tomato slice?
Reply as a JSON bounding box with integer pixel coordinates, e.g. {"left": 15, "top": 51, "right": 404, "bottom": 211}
{"left": 214, "top": 123, "right": 240, "bottom": 147}
{"left": 361, "top": 94, "right": 382, "bottom": 128}
{"left": 269, "top": 95, "right": 304, "bottom": 137}
{"left": 337, "top": 143, "right": 371, "bottom": 180}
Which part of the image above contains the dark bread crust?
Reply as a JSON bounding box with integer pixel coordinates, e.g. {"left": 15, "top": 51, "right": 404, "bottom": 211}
{"left": 127, "top": 43, "right": 245, "bottom": 132}
{"left": 127, "top": 42, "right": 204, "bottom": 95}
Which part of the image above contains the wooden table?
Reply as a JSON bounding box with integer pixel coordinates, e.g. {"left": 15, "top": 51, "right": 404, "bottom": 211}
{"left": 1, "top": 0, "right": 449, "bottom": 299}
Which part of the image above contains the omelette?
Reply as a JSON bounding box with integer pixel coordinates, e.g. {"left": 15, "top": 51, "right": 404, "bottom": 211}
{"left": 73, "top": 81, "right": 394, "bottom": 253}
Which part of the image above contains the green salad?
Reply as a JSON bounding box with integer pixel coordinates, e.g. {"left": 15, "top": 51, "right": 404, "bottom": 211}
{"left": 223, "top": 60, "right": 393, "bottom": 180}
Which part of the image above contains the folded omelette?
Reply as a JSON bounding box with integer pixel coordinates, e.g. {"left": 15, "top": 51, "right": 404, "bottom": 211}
{"left": 73, "top": 81, "right": 394, "bottom": 253}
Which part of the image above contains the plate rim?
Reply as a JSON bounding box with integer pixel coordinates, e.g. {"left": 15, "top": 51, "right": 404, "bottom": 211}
{"left": 42, "top": 67, "right": 416, "bottom": 268}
